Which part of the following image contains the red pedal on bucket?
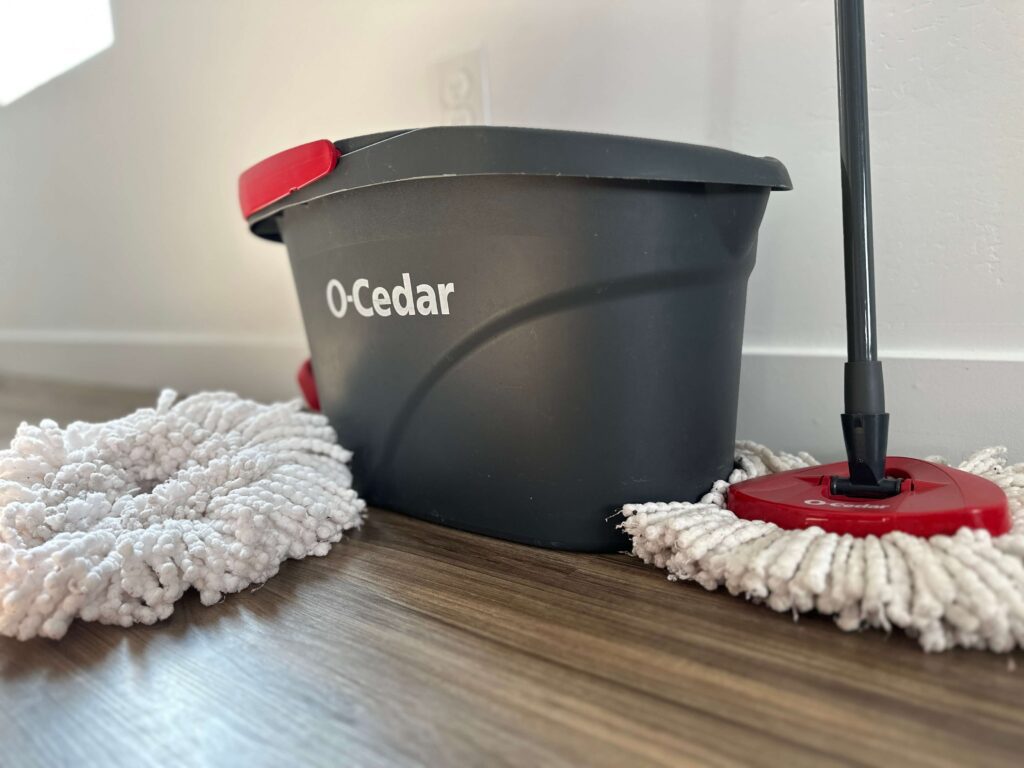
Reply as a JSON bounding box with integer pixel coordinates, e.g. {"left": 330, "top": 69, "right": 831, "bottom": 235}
{"left": 297, "top": 359, "right": 320, "bottom": 413}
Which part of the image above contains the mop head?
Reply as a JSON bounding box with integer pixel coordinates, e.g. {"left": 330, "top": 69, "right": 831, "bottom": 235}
{"left": 622, "top": 442, "right": 1024, "bottom": 652}
{"left": 0, "top": 391, "right": 365, "bottom": 641}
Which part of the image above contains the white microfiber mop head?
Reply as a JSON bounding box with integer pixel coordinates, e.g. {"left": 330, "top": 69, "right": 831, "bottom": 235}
{"left": 0, "top": 390, "right": 365, "bottom": 641}
{"left": 621, "top": 441, "right": 1024, "bottom": 652}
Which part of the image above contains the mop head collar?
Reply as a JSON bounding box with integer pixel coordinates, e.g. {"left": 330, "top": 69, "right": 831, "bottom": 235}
{"left": 0, "top": 391, "right": 364, "bottom": 641}
{"left": 622, "top": 442, "right": 1024, "bottom": 652}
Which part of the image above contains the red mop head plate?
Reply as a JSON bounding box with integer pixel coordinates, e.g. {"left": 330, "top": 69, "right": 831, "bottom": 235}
{"left": 728, "top": 457, "right": 1011, "bottom": 537}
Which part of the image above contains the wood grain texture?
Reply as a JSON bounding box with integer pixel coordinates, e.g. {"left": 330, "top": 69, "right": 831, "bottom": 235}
{"left": 0, "top": 376, "right": 1022, "bottom": 767}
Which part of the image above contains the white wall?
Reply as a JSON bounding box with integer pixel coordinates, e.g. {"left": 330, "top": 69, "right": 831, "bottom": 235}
{"left": 1, "top": 0, "right": 1021, "bottom": 460}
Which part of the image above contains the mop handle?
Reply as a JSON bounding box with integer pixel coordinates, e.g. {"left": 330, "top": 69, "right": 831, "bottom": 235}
{"left": 833, "top": 0, "right": 895, "bottom": 493}
{"left": 835, "top": 0, "right": 878, "bottom": 368}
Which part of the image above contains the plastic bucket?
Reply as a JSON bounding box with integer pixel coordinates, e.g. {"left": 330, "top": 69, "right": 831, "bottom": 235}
{"left": 241, "top": 127, "right": 790, "bottom": 550}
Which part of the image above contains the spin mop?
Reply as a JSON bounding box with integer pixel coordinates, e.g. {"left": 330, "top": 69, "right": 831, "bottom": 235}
{"left": 622, "top": 0, "right": 1022, "bottom": 652}
{"left": 1, "top": 1, "right": 1018, "bottom": 650}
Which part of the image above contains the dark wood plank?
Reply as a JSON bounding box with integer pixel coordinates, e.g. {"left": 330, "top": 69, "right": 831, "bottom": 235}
{"left": 0, "top": 376, "right": 1021, "bottom": 767}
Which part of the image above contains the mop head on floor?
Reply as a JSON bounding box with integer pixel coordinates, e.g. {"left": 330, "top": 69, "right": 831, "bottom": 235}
{"left": 0, "top": 391, "right": 365, "bottom": 641}
{"left": 622, "top": 442, "right": 1024, "bottom": 652}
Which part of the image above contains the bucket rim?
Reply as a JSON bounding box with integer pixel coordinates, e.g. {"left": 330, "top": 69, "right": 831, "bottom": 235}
{"left": 242, "top": 125, "right": 792, "bottom": 242}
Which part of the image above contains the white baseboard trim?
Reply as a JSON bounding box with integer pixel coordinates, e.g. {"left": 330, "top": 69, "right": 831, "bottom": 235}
{"left": 738, "top": 352, "right": 1024, "bottom": 461}
{"left": 742, "top": 344, "right": 1024, "bottom": 364}
{"left": 1, "top": 333, "right": 1020, "bottom": 458}
{"left": 0, "top": 331, "right": 309, "bottom": 404}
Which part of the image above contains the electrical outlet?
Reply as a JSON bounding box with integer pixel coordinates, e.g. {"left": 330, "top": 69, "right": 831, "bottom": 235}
{"left": 437, "top": 49, "right": 490, "bottom": 126}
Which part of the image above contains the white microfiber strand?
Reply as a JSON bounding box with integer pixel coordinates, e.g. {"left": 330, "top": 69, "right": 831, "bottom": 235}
{"left": 621, "top": 441, "right": 1024, "bottom": 652}
{"left": 0, "top": 390, "right": 365, "bottom": 641}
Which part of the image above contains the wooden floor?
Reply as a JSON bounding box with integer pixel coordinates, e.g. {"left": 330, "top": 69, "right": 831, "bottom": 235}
{"left": 1, "top": 375, "right": 1022, "bottom": 767}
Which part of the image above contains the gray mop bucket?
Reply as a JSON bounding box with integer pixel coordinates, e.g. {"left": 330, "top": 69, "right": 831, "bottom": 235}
{"left": 243, "top": 126, "right": 791, "bottom": 550}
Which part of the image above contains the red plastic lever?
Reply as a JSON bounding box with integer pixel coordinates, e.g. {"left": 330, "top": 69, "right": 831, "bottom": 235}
{"left": 297, "top": 358, "right": 320, "bottom": 412}
{"left": 238, "top": 139, "right": 341, "bottom": 219}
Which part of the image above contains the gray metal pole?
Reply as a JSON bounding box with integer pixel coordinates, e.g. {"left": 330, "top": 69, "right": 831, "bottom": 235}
{"left": 835, "top": 0, "right": 878, "bottom": 366}
{"left": 832, "top": 0, "right": 897, "bottom": 495}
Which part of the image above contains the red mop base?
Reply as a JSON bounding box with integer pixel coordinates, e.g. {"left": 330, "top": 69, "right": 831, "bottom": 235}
{"left": 728, "top": 457, "right": 1011, "bottom": 537}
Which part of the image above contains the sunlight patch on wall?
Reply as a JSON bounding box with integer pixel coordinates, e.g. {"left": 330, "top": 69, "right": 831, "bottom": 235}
{"left": 0, "top": 0, "right": 114, "bottom": 106}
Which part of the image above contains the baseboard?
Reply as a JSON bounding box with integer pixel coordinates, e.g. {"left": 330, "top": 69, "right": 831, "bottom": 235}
{"left": 0, "top": 331, "right": 309, "bottom": 404}
{"left": 739, "top": 349, "right": 1024, "bottom": 461}
{"left": 1, "top": 332, "right": 1020, "bottom": 458}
